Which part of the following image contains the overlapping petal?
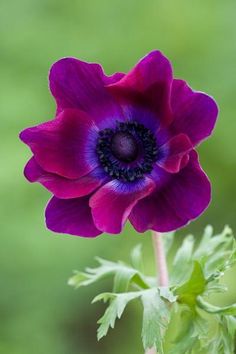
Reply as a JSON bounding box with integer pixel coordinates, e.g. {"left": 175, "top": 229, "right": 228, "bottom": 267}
{"left": 20, "top": 109, "right": 98, "bottom": 179}
{"left": 49, "top": 58, "right": 124, "bottom": 128}
{"left": 129, "top": 151, "right": 211, "bottom": 232}
{"left": 157, "top": 133, "right": 192, "bottom": 173}
{"left": 107, "top": 51, "right": 173, "bottom": 130}
{"left": 89, "top": 178, "right": 155, "bottom": 234}
{"left": 170, "top": 79, "right": 218, "bottom": 146}
{"left": 24, "top": 158, "right": 107, "bottom": 199}
{"left": 46, "top": 196, "right": 102, "bottom": 237}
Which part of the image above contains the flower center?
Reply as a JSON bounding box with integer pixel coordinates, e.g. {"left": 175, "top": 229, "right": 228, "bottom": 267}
{"left": 96, "top": 121, "right": 158, "bottom": 182}
{"left": 111, "top": 131, "right": 139, "bottom": 162}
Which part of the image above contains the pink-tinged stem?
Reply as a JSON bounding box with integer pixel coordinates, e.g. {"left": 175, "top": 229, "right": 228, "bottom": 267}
{"left": 145, "top": 348, "right": 157, "bottom": 354}
{"left": 145, "top": 232, "right": 169, "bottom": 354}
{"left": 152, "top": 231, "right": 169, "bottom": 286}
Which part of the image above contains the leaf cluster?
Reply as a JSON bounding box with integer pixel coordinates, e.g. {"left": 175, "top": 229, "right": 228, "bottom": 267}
{"left": 69, "top": 226, "right": 236, "bottom": 353}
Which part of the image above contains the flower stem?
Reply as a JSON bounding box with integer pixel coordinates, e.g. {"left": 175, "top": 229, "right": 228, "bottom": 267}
{"left": 152, "top": 231, "right": 169, "bottom": 286}
{"left": 145, "top": 232, "right": 169, "bottom": 354}
{"left": 145, "top": 348, "right": 157, "bottom": 354}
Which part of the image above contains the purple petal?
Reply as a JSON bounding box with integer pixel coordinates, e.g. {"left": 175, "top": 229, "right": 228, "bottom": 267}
{"left": 107, "top": 51, "right": 173, "bottom": 130}
{"left": 45, "top": 196, "right": 102, "bottom": 237}
{"left": 129, "top": 150, "right": 211, "bottom": 232}
{"left": 24, "top": 157, "right": 107, "bottom": 199}
{"left": 170, "top": 79, "right": 218, "bottom": 146}
{"left": 157, "top": 133, "right": 192, "bottom": 173}
{"left": 89, "top": 178, "right": 155, "bottom": 234}
{"left": 20, "top": 109, "right": 98, "bottom": 179}
{"left": 49, "top": 58, "right": 124, "bottom": 128}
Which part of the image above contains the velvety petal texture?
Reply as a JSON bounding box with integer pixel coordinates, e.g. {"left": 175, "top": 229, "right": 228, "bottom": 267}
{"left": 20, "top": 50, "right": 218, "bottom": 237}
{"left": 108, "top": 50, "right": 173, "bottom": 130}
{"left": 157, "top": 133, "right": 192, "bottom": 173}
{"left": 49, "top": 58, "right": 124, "bottom": 128}
{"left": 129, "top": 151, "right": 211, "bottom": 232}
{"left": 24, "top": 158, "right": 107, "bottom": 199}
{"left": 46, "top": 196, "right": 102, "bottom": 237}
{"left": 170, "top": 79, "right": 218, "bottom": 146}
{"left": 20, "top": 109, "right": 98, "bottom": 179}
{"left": 89, "top": 178, "right": 155, "bottom": 234}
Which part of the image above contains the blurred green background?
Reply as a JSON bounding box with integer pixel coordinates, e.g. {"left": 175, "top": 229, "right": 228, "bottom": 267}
{"left": 0, "top": 0, "right": 236, "bottom": 353}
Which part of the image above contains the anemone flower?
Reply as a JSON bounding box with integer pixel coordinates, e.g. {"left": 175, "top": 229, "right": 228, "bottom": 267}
{"left": 20, "top": 51, "right": 218, "bottom": 237}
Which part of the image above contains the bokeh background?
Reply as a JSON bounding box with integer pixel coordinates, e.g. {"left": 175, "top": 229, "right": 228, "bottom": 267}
{"left": 1, "top": 0, "right": 236, "bottom": 353}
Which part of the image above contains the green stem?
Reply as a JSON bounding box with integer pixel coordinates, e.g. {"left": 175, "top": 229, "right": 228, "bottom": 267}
{"left": 197, "top": 296, "right": 236, "bottom": 315}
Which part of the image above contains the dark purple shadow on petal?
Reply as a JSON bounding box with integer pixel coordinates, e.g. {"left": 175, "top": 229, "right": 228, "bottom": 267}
{"left": 107, "top": 50, "right": 173, "bottom": 130}
{"left": 157, "top": 133, "right": 193, "bottom": 173}
{"left": 49, "top": 57, "right": 125, "bottom": 128}
{"left": 45, "top": 196, "right": 102, "bottom": 237}
{"left": 89, "top": 177, "right": 155, "bottom": 234}
{"left": 121, "top": 104, "right": 161, "bottom": 134}
{"left": 20, "top": 109, "right": 99, "bottom": 179}
{"left": 170, "top": 79, "right": 218, "bottom": 146}
{"left": 129, "top": 150, "right": 211, "bottom": 233}
{"left": 24, "top": 157, "right": 108, "bottom": 199}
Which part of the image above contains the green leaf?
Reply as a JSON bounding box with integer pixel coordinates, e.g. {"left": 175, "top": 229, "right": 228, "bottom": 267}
{"left": 69, "top": 225, "right": 236, "bottom": 354}
{"left": 168, "top": 310, "right": 199, "bottom": 354}
{"left": 203, "top": 315, "right": 236, "bottom": 354}
{"left": 93, "top": 291, "right": 141, "bottom": 340}
{"left": 68, "top": 257, "right": 150, "bottom": 292}
{"left": 197, "top": 296, "right": 236, "bottom": 316}
{"left": 197, "top": 225, "right": 235, "bottom": 279}
{"left": 113, "top": 267, "right": 138, "bottom": 292}
{"left": 159, "top": 287, "right": 177, "bottom": 303}
{"left": 175, "top": 261, "right": 206, "bottom": 307}
{"left": 141, "top": 289, "right": 171, "bottom": 354}
{"left": 170, "top": 235, "right": 195, "bottom": 286}
{"left": 68, "top": 271, "right": 89, "bottom": 288}
{"left": 93, "top": 287, "right": 175, "bottom": 351}
{"left": 204, "top": 280, "right": 228, "bottom": 296}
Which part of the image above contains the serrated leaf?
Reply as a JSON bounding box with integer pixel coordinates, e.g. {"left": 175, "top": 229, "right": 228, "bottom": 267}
{"left": 94, "top": 291, "right": 141, "bottom": 340}
{"left": 69, "top": 257, "right": 150, "bottom": 292}
{"left": 175, "top": 261, "right": 206, "bottom": 307}
{"left": 113, "top": 267, "right": 138, "bottom": 292}
{"left": 197, "top": 296, "right": 236, "bottom": 316}
{"left": 130, "top": 244, "right": 143, "bottom": 272}
{"left": 204, "top": 315, "right": 236, "bottom": 354}
{"left": 141, "top": 289, "right": 171, "bottom": 354}
{"left": 204, "top": 280, "right": 228, "bottom": 296}
{"left": 68, "top": 271, "right": 89, "bottom": 288}
{"left": 170, "top": 235, "right": 195, "bottom": 286}
{"left": 159, "top": 287, "right": 177, "bottom": 303}
{"left": 196, "top": 225, "right": 235, "bottom": 279}
{"left": 168, "top": 310, "right": 198, "bottom": 354}
{"left": 69, "top": 225, "right": 236, "bottom": 354}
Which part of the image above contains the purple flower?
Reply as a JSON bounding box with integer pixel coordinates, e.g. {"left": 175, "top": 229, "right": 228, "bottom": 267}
{"left": 20, "top": 51, "right": 218, "bottom": 237}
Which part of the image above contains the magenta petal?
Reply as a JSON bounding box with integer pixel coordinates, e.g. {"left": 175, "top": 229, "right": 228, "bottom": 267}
{"left": 157, "top": 133, "right": 193, "bottom": 173}
{"left": 20, "top": 109, "right": 98, "bottom": 179}
{"left": 171, "top": 79, "right": 218, "bottom": 146}
{"left": 89, "top": 178, "right": 155, "bottom": 234}
{"left": 45, "top": 196, "right": 102, "bottom": 237}
{"left": 49, "top": 58, "right": 124, "bottom": 127}
{"left": 24, "top": 158, "right": 107, "bottom": 199}
{"left": 129, "top": 150, "right": 211, "bottom": 232}
{"left": 108, "top": 51, "right": 173, "bottom": 129}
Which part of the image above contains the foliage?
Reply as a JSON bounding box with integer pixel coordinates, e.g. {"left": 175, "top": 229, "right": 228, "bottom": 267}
{"left": 69, "top": 226, "right": 236, "bottom": 353}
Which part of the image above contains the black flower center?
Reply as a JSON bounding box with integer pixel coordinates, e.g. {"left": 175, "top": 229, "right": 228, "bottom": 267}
{"left": 111, "top": 131, "right": 139, "bottom": 162}
{"left": 96, "top": 121, "right": 158, "bottom": 182}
